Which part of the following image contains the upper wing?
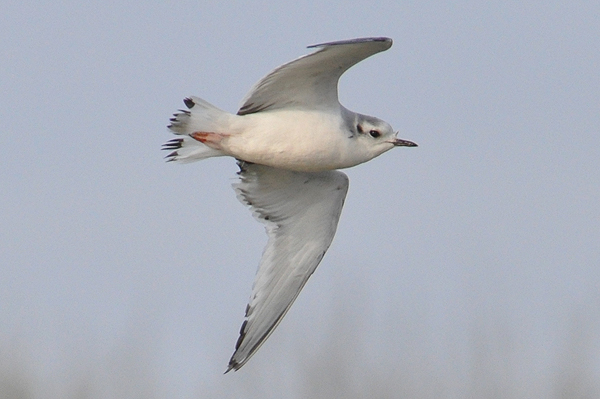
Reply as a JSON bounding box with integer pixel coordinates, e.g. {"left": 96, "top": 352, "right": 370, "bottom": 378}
{"left": 226, "top": 161, "right": 349, "bottom": 372}
{"left": 237, "top": 37, "right": 392, "bottom": 115}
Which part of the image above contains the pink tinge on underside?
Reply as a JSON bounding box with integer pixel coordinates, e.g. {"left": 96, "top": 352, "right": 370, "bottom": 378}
{"left": 190, "top": 131, "right": 227, "bottom": 150}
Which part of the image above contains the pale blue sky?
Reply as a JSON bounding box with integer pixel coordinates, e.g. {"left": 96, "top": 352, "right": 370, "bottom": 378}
{"left": 1, "top": 1, "right": 599, "bottom": 398}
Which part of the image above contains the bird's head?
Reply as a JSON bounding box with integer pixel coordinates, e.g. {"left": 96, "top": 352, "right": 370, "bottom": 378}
{"left": 355, "top": 114, "right": 417, "bottom": 159}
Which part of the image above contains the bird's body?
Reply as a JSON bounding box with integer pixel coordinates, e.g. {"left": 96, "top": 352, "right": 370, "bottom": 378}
{"left": 162, "top": 37, "right": 416, "bottom": 372}
{"left": 179, "top": 106, "right": 396, "bottom": 172}
{"left": 224, "top": 109, "right": 358, "bottom": 171}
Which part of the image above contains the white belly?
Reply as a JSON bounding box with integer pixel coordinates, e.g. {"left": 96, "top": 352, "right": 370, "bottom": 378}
{"left": 222, "top": 109, "right": 366, "bottom": 172}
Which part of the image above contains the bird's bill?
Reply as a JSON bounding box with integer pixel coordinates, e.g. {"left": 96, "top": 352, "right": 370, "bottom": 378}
{"left": 390, "top": 138, "right": 418, "bottom": 147}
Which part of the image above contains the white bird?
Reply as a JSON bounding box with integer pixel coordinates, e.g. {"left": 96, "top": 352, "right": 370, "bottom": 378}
{"left": 162, "top": 37, "right": 417, "bottom": 372}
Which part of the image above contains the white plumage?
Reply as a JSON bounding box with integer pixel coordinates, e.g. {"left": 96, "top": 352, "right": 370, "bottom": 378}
{"left": 162, "top": 37, "right": 417, "bottom": 372}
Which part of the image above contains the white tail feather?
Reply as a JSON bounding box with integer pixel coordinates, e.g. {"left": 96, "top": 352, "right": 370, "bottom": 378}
{"left": 163, "top": 96, "right": 233, "bottom": 163}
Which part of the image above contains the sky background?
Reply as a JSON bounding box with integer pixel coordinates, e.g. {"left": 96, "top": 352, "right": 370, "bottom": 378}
{"left": 1, "top": 1, "right": 599, "bottom": 398}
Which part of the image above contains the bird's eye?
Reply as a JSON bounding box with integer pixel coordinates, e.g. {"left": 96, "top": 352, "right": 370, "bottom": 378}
{"left": 369, "top": 130, "right": 381, "bottom": 138}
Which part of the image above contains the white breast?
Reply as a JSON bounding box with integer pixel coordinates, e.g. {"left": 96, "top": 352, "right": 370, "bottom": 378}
{"left": 223, "top": 109, "right": 368, "bottom": 172}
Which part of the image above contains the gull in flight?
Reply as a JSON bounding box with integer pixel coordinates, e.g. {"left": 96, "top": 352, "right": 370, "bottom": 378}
{"left": 162, "top": 37, "right": 417, "bottom": 372}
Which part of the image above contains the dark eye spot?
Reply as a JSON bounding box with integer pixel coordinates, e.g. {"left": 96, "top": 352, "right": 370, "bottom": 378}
{"left": 369, "top": 130, "right": 381, "bottom": 138}
{"left": 357, "top": 124, "right": 363, "bottom": 134}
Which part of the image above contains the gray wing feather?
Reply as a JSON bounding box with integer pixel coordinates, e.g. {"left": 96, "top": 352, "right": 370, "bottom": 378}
{"left": 226, "top": 162, "right": 349, "bottom": 372}
{"left": 237, "top": 37, "right": 392, "bottom": 115}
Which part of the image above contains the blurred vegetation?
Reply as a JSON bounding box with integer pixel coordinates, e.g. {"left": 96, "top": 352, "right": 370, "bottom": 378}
{"left": 1, "top": 307, "right": 598, "bottom": 399}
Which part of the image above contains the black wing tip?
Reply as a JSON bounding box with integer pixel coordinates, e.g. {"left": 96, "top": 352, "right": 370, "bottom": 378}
{"left": 307, "top": 37, "right": 392, "bottom": 49}
{"left": 163, "top": 150, "right": 179, "bottom": 161}
{"left": 162, "top": 138, "right": 183, "bottom": 162}
{"left": 161, "top": 138, "right": 184, "bottom": 150}
{"left": 224, "top": 361, "right": 239, "bottom": 374}
{"left": 224, "top": 335, "right": 246, "bottom": 374}
{"left": 183, "top": 97, "right": 195, "bottom": 109}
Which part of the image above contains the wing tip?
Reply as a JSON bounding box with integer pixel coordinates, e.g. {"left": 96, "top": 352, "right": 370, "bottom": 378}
{"left": 307, "top": 36, "right": 392, "bottom": 49}
{"left": 183, "top": 97, "right": 195, "bottom": 109}
{"left": 224, "top": 363, "right": 237, "bottom": 374}
{"left": 224, "top": 352, "right": 245, "bottom": 374}
{"left": 224, "top": 354, "right": 245, "bottom": 374}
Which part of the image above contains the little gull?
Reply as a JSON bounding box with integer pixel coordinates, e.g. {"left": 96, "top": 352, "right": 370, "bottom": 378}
{"left": 162, "top": 37, "right": 417, "bottom": 372}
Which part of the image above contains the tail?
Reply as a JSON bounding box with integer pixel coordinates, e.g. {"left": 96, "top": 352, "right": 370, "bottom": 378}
{"left": 162, "top": 96, "right": 233, "bottom": 163}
